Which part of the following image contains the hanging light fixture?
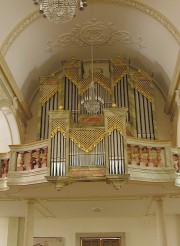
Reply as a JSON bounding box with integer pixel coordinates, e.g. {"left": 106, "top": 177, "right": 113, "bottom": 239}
{"left": 84, "top": 43, "right": 100, "bottom": 115}
{"left": 32, "top": 0, "right": 87, "bottom": 23}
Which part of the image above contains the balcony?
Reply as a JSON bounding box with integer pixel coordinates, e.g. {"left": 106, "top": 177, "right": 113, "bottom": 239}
{"left": 0, "top": 112, "right": 180, "bottom": 191}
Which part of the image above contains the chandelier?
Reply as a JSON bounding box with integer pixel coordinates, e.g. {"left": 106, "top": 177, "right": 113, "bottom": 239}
{"left": 32, "top": 0, "right": 87, "bottom": 23}
{"left": 84, "top": 44, "right": 100, "bottom": 115}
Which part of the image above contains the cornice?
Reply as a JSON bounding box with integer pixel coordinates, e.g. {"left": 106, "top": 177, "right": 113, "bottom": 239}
{"left": 0, "top": 52, "right": 32, "bottom": 119}
{"left": 0, "top": 0, "right": 179, "bottom": 56}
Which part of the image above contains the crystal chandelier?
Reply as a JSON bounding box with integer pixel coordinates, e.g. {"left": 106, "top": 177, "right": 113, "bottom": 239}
{"left": 84, "top": 44, "right": 100, "bottom": 115}
{"left": 32, "top": 0, "right": 87, "bottom": 23}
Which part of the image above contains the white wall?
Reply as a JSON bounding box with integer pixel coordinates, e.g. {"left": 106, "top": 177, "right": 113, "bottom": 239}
{"left": 34, "top": 215, "right": 180, "bottom": 246}
{"left": 0, "top": 215, "right": 179, "bottom": 246}
{"left": 34, "top": 216, "right": 157, "bottom": 246}
{"left": 0, "top": 217, "right": 8, "bottom": 246}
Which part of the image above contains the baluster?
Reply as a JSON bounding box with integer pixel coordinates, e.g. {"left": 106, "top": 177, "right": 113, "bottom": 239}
{"left": 147, "top": 147, "right": 154, "bottom": 167}
{"left": 174, "top": 154, "right": 180, "bottom": 172}
{"left": 17, "top": 151, "right": 26, "bottom": 171}
{"left": 27, "top": 150, "right": 34, "bottom": 170}
{"left": 128, "top": 145, "right": 137, "bottom": 165}
{"left": 2, "top": 159, "right": 9, "bottom": 177}
{"left": 138, "top": 146, "right": 146, "bottom": 166}
{"left": 156, "top": 147, "right": 162, "bottom": 167}
{"left": 34, "top": 149, "right": 41, "bottom": 169}
{"left": 177, "top": 154, "right": 180, "bottom": 172}
{"left": 42, "top": 147, "right": 48, "bottom": 167}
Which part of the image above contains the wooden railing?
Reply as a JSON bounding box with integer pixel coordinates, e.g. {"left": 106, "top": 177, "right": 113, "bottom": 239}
{"left": 126, "top": 137, "right": 173, "bottom": 168}
{"left": 0, "top": 153, "right": 10, "bottom": 178}
{"left": 172, "top": 150, "right": 180, "bottom": 173}
{"left": 0, "top": 137, "right": 179, "bottom": 184}
{"left": 9, "top": 140, "right": 48, "bottom": 172}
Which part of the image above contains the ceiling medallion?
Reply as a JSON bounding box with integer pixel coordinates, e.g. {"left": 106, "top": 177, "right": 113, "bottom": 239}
{"left": 46, "top": 19, "right": 145, "bottom": 52}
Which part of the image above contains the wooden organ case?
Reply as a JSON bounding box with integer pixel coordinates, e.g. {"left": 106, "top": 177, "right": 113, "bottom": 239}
{"left": 38, "top": 57, "right": 155, "bottom": 190}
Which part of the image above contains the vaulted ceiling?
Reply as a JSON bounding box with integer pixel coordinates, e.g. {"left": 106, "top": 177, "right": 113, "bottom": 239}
{"left": 0, "top": 0, "right": 180, "bottom": 107}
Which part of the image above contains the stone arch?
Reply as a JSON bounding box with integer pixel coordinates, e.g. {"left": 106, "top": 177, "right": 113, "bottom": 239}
{"left": 0, "top": 101, "right": 20, "bottom": 152}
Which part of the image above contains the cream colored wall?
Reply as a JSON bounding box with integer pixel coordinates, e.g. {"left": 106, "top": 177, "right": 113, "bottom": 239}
{"left": 6, "top": 218, "right": 19, "bottom": 246}
{"left": 25, "top": 91, "right": 40, "bottom": 143}
{"left": 0, "top": 215, "right": 179, "bottom": 246}
{"left": 34, "top": 215, "right": 180, "bottom": 246}
{"left": 0, "top": 217, "right": 8, "bottom": 246}
{"left": 153, "top": 85, "right": 172, "bottom": 139}
{"left": 166, "top": 215, "right": 179, "bottom": 246}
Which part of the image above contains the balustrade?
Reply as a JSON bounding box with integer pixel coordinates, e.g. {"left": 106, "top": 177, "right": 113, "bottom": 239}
{"left": 17, "top": 147, "right": 48, "bottom": 171}
{"left": 0, "top": 137, "right": 178, "bottom": 186}
{"left": 8, "top": 140, "right": 48, "bottom": 172}
{"left": 126, "top": 138, "right": 173, "bottom": 168}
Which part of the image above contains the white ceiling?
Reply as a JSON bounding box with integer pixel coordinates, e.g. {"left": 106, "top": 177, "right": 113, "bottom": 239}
{"left": 1, "top": 181, "right": 180, "bottom": 218}
{"left": 0, "top": 0, "right": 179, "bottom": 104}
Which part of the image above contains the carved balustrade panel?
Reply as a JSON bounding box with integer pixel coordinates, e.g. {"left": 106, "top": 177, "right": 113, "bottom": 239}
{"left": 16, "top": 148, "right": 48, "bottom": 171}
{"left": 127, "top": 144, "right": 165, "bottom": 167}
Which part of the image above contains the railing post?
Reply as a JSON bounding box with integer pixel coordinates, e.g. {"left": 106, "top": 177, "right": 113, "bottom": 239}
{"left": 42, "top": 147, "right": 48, "bottom": 167}
{"left": 1, "top": 159, "right": 9, "bottom": 177}
{"left": 34, "top": 148, "right": 41, "bottom": 169}
{"left": 147, "top": 147, "right": 154, "bottom": 167}
{"left": 128, "top": 145, "right": 137, "bottom": 165}
{"left": 17, "top": 151, "right": 26, "bottom": 171}
{"left": 164, "top": 146, "right": 172, "bottom": 167}
{"left": 156, "top": 147, "right": 162, "bottom": 167}
{"left": 27, "top": 150, "right": 34, "bottom": 170}
{"left": 138, "top": 146, "right": 146, "bottom": 166}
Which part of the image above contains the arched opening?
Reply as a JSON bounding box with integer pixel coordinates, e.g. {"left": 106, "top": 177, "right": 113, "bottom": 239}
{"left": 0, "top": 107, "right": 20, "bottom": 152}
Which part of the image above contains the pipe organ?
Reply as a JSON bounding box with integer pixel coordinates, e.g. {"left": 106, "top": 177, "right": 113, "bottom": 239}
{"left": 39, "top": 57, "right": 156, "bottom": 181}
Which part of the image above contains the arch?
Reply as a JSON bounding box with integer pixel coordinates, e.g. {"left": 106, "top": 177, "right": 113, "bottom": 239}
{"left": 0, "top": 106, "right": 20, "bottom": 152}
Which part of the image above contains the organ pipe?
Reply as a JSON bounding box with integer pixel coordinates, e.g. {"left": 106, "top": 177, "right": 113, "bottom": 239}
{"left": 134, "top": 90, "right": 155, "bottom": 139}
{"left": 108, "top": 129, "right": 125, "bottom": 174}
{"left": 40, "top": 92, "right": 58, "bottom": 140}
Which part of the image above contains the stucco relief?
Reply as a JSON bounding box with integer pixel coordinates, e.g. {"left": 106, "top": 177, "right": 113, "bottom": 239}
{"left": 46, "top": 19, "right": 145, "bottom": 52}
{"left": 0, "top": 0, "right": 179, "bottom": 56}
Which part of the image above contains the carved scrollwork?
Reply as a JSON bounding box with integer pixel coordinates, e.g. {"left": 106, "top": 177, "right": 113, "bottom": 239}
{"left": 46, "top": 19, "right": 145, "bottom": 52}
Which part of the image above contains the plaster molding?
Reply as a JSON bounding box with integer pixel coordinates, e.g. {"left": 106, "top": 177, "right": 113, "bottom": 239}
{"left": 46, "top": 19, "right": 145, "bottom": 52}
{"left": 0, "top": 52, "right": 32, "bottom": 120}
{"left": 0, "top": 1, "right": 179, "bottom": 56}
{"left": 1, "top": 11, "right": 41, "bottom": 56}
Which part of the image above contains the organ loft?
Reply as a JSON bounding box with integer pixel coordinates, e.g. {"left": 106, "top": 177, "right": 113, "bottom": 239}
{"left": 37, "top": 56, "right": 156, "bottom": 190}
